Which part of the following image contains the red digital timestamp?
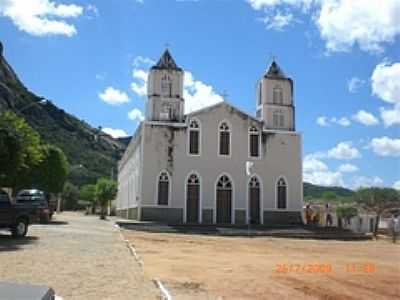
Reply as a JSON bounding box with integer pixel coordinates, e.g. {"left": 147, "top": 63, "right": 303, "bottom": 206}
{"left": 275, "top": 263, "right": 333, "bottom": 273}
{"left": 274, "top": 263, "right": 377, "bottom": 274}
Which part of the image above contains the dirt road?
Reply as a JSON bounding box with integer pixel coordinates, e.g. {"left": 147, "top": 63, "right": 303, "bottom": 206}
{"left": 0, "top": 212, "right": 158, "bottom": 300}
{"left": 124, "top": 230, "right": 400, "bottom": 300}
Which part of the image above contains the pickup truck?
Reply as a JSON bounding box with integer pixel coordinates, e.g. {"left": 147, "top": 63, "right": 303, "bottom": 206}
{"left": 0, "top": 189, "right": 38, "bottom": 237}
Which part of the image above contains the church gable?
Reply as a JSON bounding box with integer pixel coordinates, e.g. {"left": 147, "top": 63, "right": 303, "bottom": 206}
{"left": 187, "top": 101, "right": 261, "bottom": 126}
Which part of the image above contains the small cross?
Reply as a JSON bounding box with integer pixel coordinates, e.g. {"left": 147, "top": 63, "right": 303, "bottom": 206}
{"left": 221, "top": 90, "right": 229, "bottom": 101}
{"left": 165, "top": 42, "right": 171, "bottom": 49}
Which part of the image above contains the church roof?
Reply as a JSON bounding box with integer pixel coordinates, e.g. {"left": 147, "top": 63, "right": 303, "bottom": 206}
{"left": 187, "top": 101, "right": 261, "bottom": 123}
{"left": 151, "top": 49, "right": 182, "bottom": 71}
{"left": 264, "top": 60, "right": 287, "bottom": 79}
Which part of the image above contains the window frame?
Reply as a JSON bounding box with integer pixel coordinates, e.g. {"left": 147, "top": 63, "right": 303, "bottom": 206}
{"left": 156, "top": 170, "right": 171, "bottom": 206}
{"left": 187, "top": 118, "right": 201, "bottom": 156}
{"left": 273, "top": 85, "right": 283, "bottom": 105}
{"left": 248, "top": 126, "right": 261, "bottom": 159}
{"left": 276, "top": 176, "right": 288, "bottom": 210}
{"left": 218, "top": 120, "right": 231, "bottom": 158}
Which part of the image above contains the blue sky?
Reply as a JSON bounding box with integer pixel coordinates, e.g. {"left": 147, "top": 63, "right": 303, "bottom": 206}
{"left": 0, "top": 0, "right": 399, "bottom": 189}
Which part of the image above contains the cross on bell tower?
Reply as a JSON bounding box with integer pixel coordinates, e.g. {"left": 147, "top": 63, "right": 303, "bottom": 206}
{"left": 146, "top": 49, "right": 185, "bottom": 122}
{"left": 255, "top": 59, "right": 295, "bottom": 131}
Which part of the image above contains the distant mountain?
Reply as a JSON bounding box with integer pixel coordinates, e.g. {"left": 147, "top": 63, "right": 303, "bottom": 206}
{"left": 0, "top": 41, "right": 126, "bottom": 186}
{"left": 303, "top": 182, "right": 354, "bottom": 198}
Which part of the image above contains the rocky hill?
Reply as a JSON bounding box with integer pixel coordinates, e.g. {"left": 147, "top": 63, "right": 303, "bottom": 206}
{"left": 0, "top": 41, "right": 126, "bottom": 186}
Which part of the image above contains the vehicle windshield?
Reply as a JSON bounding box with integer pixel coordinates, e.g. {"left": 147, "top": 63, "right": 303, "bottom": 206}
{"left": 16, "top": 190, "right": 46, "bottom": 204}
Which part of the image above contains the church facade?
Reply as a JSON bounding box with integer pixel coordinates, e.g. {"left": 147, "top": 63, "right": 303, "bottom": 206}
{"left": 116, "top": 50, "right": 303, "bottom": 225}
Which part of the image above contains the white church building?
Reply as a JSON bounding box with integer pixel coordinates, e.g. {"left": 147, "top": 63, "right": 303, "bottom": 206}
{"left": 117, "top": 50, "right": 303, "bottom": 225}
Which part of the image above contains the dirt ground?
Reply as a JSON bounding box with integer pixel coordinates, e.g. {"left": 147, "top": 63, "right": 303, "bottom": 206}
{"left": 123, "top": 230, "right": 400, "bottom": 300}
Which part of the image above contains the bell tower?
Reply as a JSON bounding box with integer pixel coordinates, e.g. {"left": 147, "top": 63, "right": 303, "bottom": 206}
{"left": 146, "top": 49, "right": 185, "bottom": 122}
{"left": 256, "top": 60, "right": 295, "bottom": 131}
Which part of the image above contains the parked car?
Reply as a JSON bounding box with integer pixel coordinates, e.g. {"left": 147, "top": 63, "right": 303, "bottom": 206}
{"left": 0, "top": 189, "right": 39, "bottom": 237}
{"left": 16, "top": 189, "right": 51, "bottom": 224}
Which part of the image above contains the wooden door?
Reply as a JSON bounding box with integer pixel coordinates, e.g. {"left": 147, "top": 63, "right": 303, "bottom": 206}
{"left": 217, "top": 190, "right": 232, "bottom": 224}
{"left": 249, "top": 187, "right": 260, "bottom": 224}
{"left": 187, "top": 184, "right": 199, "bottom": 223}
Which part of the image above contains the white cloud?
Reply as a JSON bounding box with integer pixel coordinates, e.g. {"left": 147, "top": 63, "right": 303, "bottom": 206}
{"left": 183, "top": 71, "right": 224, "bottom": 114}
{"left": 393, "top": 180, "right": 400, "bottom": 190}
{"left": 347, "top": 77, "right": 365, "bottom": 93}
{"left": 316, "top": 116, "right": 329, "bottom": 127}
{"left": 260, "top": 11, "right": 294, "bottom": 31}
{"left": 372, "top": 61, "right": 400, "bottom": 104}
{"left": 133, "top": 56, "right": 155, "bottom": 67}
{"left": 317, "top": 0, "right": 400, "bottom": 53}
{"left": 369, "top": 136, "right": 400, "bottom": 157}
{"left": 247, "top": 0, "right": 400, "bottom": 54}
{"left": 248, "top": 0, "right": 313, "bottom": 11}
{"left": 131, "top": 69, "right": 148, "bottom": 97}
{"left": 130, "top": 56, "right": 223, "bottom": 114}
{"left": 99, "top": 87, "right": 130, "bottom": 105}
{"left": 303, "top": 155, "right": 344, "bottom": 186}
{"left": 316, "top": 116, "right": 351, "bottom": 127}
{"left": 351, "top": 176, "right": 384, "bottom": 189}
{"left": 327, "top": 141, "right": 361, "bottom": 160}
{"left": 86, "top": 4, "right": 99, "bottom": 18}
{"left": 102, "top": 128, "right": 128, "bottom": 138}
{"left": 0, "top": 0, "right": 84, "bottom": 37}
{"left": 338, "top": 163, "right": 358, "bottom": 173}
{"left": 331, "top": 117, "right": 351, "bottom": 127}
{"left": 371, "top": 61, "right": 400, "bottom": 127}
{"left": 380, "top": 104, "right": 400, "bottom": 127}
{"left": 128, "top": 108, "right": 145, "bottom": 122}
{"left": 352, "top": 110, "right": 379, "bottom": 126}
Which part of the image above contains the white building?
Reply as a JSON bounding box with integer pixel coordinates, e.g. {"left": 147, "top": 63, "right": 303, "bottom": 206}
{"left": 117, "top": 50, "right": 303, "bottom": 225}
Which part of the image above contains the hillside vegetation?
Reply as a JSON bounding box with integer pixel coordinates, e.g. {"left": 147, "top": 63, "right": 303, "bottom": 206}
{"left": 0, "top": 42, "right": 126, "bottom": 186}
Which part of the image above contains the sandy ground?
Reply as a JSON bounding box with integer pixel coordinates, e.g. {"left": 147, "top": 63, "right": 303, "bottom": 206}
{"left": 123, "top": 230, "right": 400, "bottom": 300}
{"left": 0, "top": 212, "right": 158, "bottom": 300}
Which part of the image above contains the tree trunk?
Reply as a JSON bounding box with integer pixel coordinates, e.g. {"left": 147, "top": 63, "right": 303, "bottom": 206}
{"left": 374, "top": 214, "right": 380, "bottom": 238}
{"left": 100, "top": 205, "right": 106, "bottom": 220}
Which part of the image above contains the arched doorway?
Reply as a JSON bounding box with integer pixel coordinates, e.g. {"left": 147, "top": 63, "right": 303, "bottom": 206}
{"left": 216, "top": 175, "right": 232, "bottom": 224}
{"left": 249, "top": 176, "right": 260, "bottom": 224}
{"left": 186, "top": 173, "right": 200, "bottom": 223}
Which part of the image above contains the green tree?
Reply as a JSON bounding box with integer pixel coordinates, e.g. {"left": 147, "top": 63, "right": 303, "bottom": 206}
{"left": 62, "top": 182, "right": 80, "bottom": 210}
{"left": 0, "top": 111, "right": 42, "bottom": 189}
{"left": 354, "top": 187, "right": 400, "bottom": 237}
{"left": 28, "top": 145, "right": 68, "bottom": 194}
{"left": 80, "top": 184, "right": 97, "bottom": 213}
{"left": 95, "top": 178, "right": 117, "bottom": 220}
{"left": 322, "top": 191, "right": 337, "bottom": 201}
{"left": 336, "top": 206, "right": 358, "bottom": 228}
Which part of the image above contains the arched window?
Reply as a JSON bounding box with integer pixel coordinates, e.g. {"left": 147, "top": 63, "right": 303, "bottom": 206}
{"left": 188, "top": 119, "right": 200, "bottom": 155}
{"left": 277, "top": 177, "right": 287, "bottom": 209}
{"left": 273, "top": 86, "right": 283, "bottom": 104}
{"left": 273, "top": 112, "right": 284, "bottom": 128}
{"left": 161, "top": 75, "right": 172, "bottom": 97}
{"left": 219, "top": 121, "right": 230, "bottom": 156}
{"left": 186, "top": 173, "right": 200, "bottom": 223}
{"left": 216, "top": 175, "right": 233, "bottom": 224}
{"left": 158, "top": 171, "right": 169, "bottom": 205}
{"left": 249, "top": 126, "right": 260, "bottom": 158}
{"left": 248, "top": 176, "right": 261, "bottom": 224}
